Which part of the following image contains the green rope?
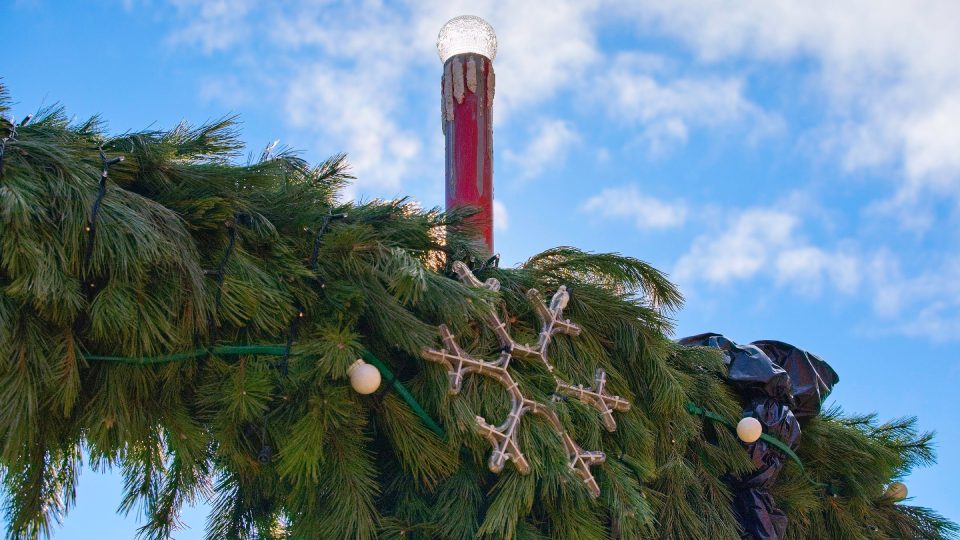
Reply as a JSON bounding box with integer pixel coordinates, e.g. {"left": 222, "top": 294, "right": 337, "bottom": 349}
{"left": 81, "top": 344, "right": 445, "bottom": 438}
{"left": 360, "top": 350, "right": 445, "bottom": 438}
{"left": 686, "top": 402, "right": 840, "bottom": 494}
{"left": 83, "top": 347, "right": 212, "bottom": 364}
{"left": 80, "top": 348, "right": 837, "bottom": 490}
{"left": 82, "top": 345, "right": 290, "bottom": 363}
{"left": 686, "top": 402, "right": 804, "bottom": 471}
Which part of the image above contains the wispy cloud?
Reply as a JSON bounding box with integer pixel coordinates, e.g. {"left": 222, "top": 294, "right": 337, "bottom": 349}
{"left": 599, "top": 53, "right": 780, "bottom": 154}
{"left": 493, "top": 199, "right": 509, "bottom": 232}
{"left": 621, "top": 0, "right": 960, "bottom": 212}
{"left": 503, "top": 119, "right": 579, "bottom": 183}
{"left": 198, "top": 75, "right": 253, "bottom": 107}
{"left": 165, "top": 0, "right": 254, "bottom": 53}
{"left": 774, "top": 246, "right": 860, "bottom": 296}
{"left": 476, "top": 0, "right": 601, "bottom": 117}
{"left": 156, "top": 0, "right": 960, "bottom": 342}
{"left": 671, "top": 203, "right": 960, "bottom": 341}
{"left": 285, "top": 64, "right": 421, "bottom": 193}
{"left": 162, "top": 1, "right": 960, "bottom": 211}
{"left": 581, "top": 185, "right": 687, "bottom": 229}
{"left": 865, "top": 252, "right": 960, "bottom": 341}
{"left": 673, "top": 207, "right": 861, "bottom": 295}
{"left": 158, "top": 0, "right": 607, "bottom": 194}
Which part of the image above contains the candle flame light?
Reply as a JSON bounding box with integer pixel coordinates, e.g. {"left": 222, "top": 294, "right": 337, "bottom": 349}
{"left": 436, "top": 15, "right": 497, "bottom": 63}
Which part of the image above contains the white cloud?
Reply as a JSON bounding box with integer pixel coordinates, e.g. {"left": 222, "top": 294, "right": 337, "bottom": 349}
{"left": 582, "top": 189, "right": 865, "bottom": 299}
{"left": 581, "top": 185, "right": 687, "bottom": 229}
{"left": 162, "top": 1, "right": 960, "bottom": 210}
{"left": 475, "top": 1, "right": 601, "bottom": 117}
{"left": 620, "top": 0, "right": 960, "bottom": 207}
{"left": 900, "top": 302, "right": 960, "bottom": 341}
{"left": 403, "top": 0, "right": 604, "bottom": 117}
{"left": 261, "top": 0, "right": 605, "bottom": 115}
{"left": 198, "top": 76, "right": 252, "bottom": 107}
{"left": 674, "top": 208, "right": 861, "bottom": 295}
{"left": 600, "top": 53, "right": 779, "bottom": 153}
{"left": 671, "top": 204, "right": 960, "bottom": 340}
{"left": 863, "top": 252, "right": 960, "bottom": 341}
{"left": 675, "top": 209, "right": 797, "bottom": 285}
{"left": 266, "top": 5, "right": 430, "bottom": 193}
{"left": 285, "top": 64, "right": 421, "bottom": 192}
{"left": 165, "top": 0, "right": 254, "bottom": 53}
{"left": 503, "top": 119, "right": 579, "bottom": 182}
{"left": 160, "top": 0, "right": 606, "bottom": 195}
{"left": 157, "top": 0, "right": 960, "bottom": 341}
{"left": 775, "top": 246, "right": 860, "bottom": 295}
{"left": 900, "top": 95, "right": 960, "bottom": 189}
{"left": 493, "top": 199, "right": 509, "bottom": 232}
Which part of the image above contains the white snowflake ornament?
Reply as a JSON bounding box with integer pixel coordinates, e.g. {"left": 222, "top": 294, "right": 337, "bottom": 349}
{"left": 422, "top": 262, "right": 632, "bottom": 497}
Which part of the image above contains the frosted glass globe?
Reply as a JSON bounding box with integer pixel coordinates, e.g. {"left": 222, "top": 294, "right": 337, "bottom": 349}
{"left": 437, "top": 15, "right": 497, "bottom": 63}
{"left": 736, "top": 416, "right": 763, "bottom": 444}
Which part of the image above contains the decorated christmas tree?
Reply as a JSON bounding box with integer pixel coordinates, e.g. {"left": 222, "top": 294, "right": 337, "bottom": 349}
{"left": 0, "top": 15, "right": 957, "bottom": 540}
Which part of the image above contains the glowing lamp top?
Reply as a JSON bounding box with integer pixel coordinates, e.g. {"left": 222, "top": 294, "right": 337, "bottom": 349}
{"left": 436, "top": 15, "right": 497, "bottom": 63}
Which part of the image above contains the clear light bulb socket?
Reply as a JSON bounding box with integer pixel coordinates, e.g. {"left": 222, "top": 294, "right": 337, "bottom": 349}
{"left": 436, "top": 15, "right": 497, "bottom": 63}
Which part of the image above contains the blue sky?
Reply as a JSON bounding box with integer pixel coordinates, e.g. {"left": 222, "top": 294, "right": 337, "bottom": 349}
{"left": 4, "top": 0, "right": 959, "bottom": 537}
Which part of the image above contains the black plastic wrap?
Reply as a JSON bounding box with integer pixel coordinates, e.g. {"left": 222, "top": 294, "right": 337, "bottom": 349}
{"left": 733, "top": 398, "right": 802, "bottom": 539}
{"left": 679, "top": 332, "right": 833, "bottom": 540}
{"left": 677, "top": 333, "right": 793, "bottom": 402}
{"left": 733, "top": 486, "right": 787, "bottom": 540}
{"left": 751, "top": 340, "right": 839, "bottom": 418}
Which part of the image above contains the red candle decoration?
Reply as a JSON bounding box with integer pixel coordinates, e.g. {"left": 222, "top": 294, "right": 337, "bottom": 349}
{"left": 438, "top": 16, "right": 497, "bottom": 254}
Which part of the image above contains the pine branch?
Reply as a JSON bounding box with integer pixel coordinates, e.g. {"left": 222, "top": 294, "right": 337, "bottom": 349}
{"left": 0, "top": 82, "right": 954, "bottom": 539}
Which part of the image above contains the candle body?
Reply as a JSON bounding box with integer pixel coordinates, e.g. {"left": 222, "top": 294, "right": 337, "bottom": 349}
{"left": 442, "top": 53, "right": 494, "bottom": 254}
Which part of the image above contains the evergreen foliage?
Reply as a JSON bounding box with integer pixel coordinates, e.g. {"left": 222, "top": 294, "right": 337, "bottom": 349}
{"left": 0, "top": 84, "right": 956, "bottom": 539}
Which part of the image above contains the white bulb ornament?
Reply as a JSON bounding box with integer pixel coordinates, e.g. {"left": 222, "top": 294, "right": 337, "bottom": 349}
{"left": 348, "top": 359, "right": 382, "bottom": 395}
{"left": 885, "top": 481, "right": 908, "bottom": 501}
{"left": 736, "top": 416, "right": 763, "bottom": 444}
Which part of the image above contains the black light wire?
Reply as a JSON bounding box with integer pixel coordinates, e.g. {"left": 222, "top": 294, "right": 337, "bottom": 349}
{"left": 281, "top": 208, "right": 348, "bottom": 372}
{"left": 82, "top": 146, "right": 124, "bottom": 268}
{"left": 309, "top": 209, "right": 348, "bottom": 272}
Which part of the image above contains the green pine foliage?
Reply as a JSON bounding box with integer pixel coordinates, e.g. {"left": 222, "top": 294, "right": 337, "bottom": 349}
{"left": 0, "top": 84, "right": 956, "bottom": 539}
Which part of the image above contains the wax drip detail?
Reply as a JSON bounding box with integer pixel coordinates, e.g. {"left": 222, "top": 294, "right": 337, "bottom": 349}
{"left": 422, "top": 261, "right": 631, "bottom": 497}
